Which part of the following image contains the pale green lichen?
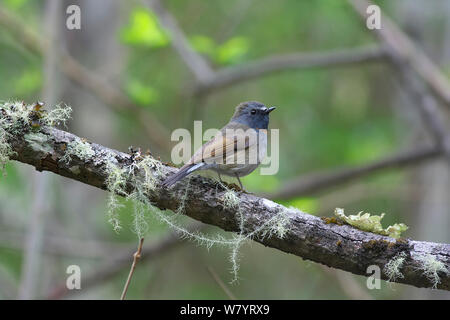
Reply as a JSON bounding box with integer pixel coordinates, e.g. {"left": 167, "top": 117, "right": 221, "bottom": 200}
{"left": 24, "top": 132, "right": 53, "bottom": 154}
{"left": 0, "top": 128, "right": 14, "bottom": 171}
{"left": 135, "top": 155, "right": 164, "bottom": 192}
{"left": 260, "top": 207, "right": 292, "bottom": 240}
{"left": 0, "top": 101, "right": 32, "bottom": 133}
{"left": 0, "top": 101, "right": 33, "bottom": 170}
{"left": 69, "top": 165, "right": 81, "bottom": 175}
{"left": 105, "top": 161, "right": 128, "bottom": 232}
{"left": 334, "top": 208, "right": 408, "bottom": 238}
{"left": 175, "top": 176, "right": 191, "bottom": 215}
{"left": 415, "top": 253, "right": 449, "bottom": 289}
{"left": 40, "top": 103, "right": 72, "bottom": 127}
{"left": 61, "top": 138, "right": 95, "bottom": 164}
{"left": 223, "top": 188, "right": 240, "bottom": 210}
{"left": 384, "top": 252, "right": 407, "bottom": 282}
{"left": 127, "top": 191, "right": 149, "bottom": 239}
{"left": 0, "top": 101, "right": 72, "bottom": 172}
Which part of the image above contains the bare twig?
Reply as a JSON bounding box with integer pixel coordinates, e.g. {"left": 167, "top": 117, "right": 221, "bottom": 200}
{"left": 207, "top": 266, "right": 237, "bottom": 300}
{"left": 263, "top": 145, "right": 441, "bottom": 200}
{"left": 47, "top": 225, "right": 202, "bottom": 299}
{"left": 120, "top": 238, "right": 145, "bottom": 300}
{"left": 3, "top": 115, "right": 450, "bottom": 291}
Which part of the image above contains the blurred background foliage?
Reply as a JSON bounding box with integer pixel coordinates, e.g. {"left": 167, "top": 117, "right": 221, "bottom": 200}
{"left": 0, "top": 0, "right": 449, "bottom": 299}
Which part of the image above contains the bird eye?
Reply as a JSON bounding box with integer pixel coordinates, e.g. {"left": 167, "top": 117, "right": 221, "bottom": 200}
{"left": 251, "top": 109, "right": 256, "bottom": 115}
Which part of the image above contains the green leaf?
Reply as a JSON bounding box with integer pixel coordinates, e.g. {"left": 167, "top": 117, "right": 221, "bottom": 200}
{"left": 120, "top": 8, "right": 170, "bottom": 48}
{"left": 126, "top": 80, "right": 159, "bottom": 106}
{"left": 281, "top": 197, "right": 318, "bottom": 214}
{"left": 14, "top": 68, "right": 42, "bottom": 96}
{"left": 215, "top": 36, "right": 249, "bottom": 65}
{"left": 190, "top": 35, "right": 215, "bottom": 56}
{"left": 4, "top": 0, "right": 29, "bottom": 10}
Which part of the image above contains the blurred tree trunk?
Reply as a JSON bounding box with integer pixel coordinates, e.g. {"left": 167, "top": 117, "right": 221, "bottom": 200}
{"left": 18, "top": 0, "right": 62, "bottom": 299}
{"left": 58, "top": 0, "right": 125, "bottom": 259}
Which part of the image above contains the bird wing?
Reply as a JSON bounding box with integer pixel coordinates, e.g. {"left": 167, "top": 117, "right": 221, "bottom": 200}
{"left": 188, "top": 127, "right": 258, "bottom": 166}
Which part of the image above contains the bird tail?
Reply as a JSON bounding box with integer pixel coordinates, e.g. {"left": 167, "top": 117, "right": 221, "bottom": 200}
{"left": 161, "top": 163, "right": 204, "bottom": 188}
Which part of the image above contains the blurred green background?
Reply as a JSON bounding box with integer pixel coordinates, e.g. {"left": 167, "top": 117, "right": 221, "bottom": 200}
{"left": 0, "top": 0, "right": 449, "bottom": 299}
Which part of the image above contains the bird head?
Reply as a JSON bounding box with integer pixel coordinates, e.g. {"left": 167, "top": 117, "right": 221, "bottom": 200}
{"left": 231, "top": 101, "right": 276, "bottom": 129}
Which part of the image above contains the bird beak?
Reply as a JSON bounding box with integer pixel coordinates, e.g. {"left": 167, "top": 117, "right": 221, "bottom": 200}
{"left": 266, "top": 106, "right": 276, "bottom": 114}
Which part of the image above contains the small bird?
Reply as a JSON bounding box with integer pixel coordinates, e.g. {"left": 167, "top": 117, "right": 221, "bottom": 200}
{"left": 162, "top": 101, "right": 276, "bottom": 190}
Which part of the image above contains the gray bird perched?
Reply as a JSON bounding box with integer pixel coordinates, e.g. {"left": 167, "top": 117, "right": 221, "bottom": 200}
{"left": 162, "top": 101, "right": 276, "bottom": 190}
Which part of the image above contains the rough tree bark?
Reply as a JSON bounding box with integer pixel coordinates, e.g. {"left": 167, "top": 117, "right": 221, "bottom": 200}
{"left": 3, "top": 118, "right": 449, "bottom": 291}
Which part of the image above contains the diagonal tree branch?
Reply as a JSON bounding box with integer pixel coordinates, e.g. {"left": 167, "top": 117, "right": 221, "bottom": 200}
{"left": 145, "top": 0, "right": 215, "bottom": 84}
{"left": 2, "top": 110, "right": 450, "bottom": 291}
{"left": 348, "top": 0, "right": 450, "bottom": 110}
{"left": 263, "top": 145, "right": 442, "bottom": 200}
{"left": 143, "top": 0, "right": 385, "bottom": 94}
{"left": 196, "top": 46, "right": 387, "bottom": 94}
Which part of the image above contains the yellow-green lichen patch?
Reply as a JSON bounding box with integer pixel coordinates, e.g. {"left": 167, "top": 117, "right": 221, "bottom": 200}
{"left": 334, "top": 208, "right": 408, "bottom": 238}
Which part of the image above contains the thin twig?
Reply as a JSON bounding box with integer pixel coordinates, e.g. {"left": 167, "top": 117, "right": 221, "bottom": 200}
{"left": 46, "top": 223, "right": 202, "bottom": 299}
{"left": 120, "top": 238, "right": 145, "bottom": 300}
{"left": 207, "top": 266, "right": 237, "bottom": 300}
